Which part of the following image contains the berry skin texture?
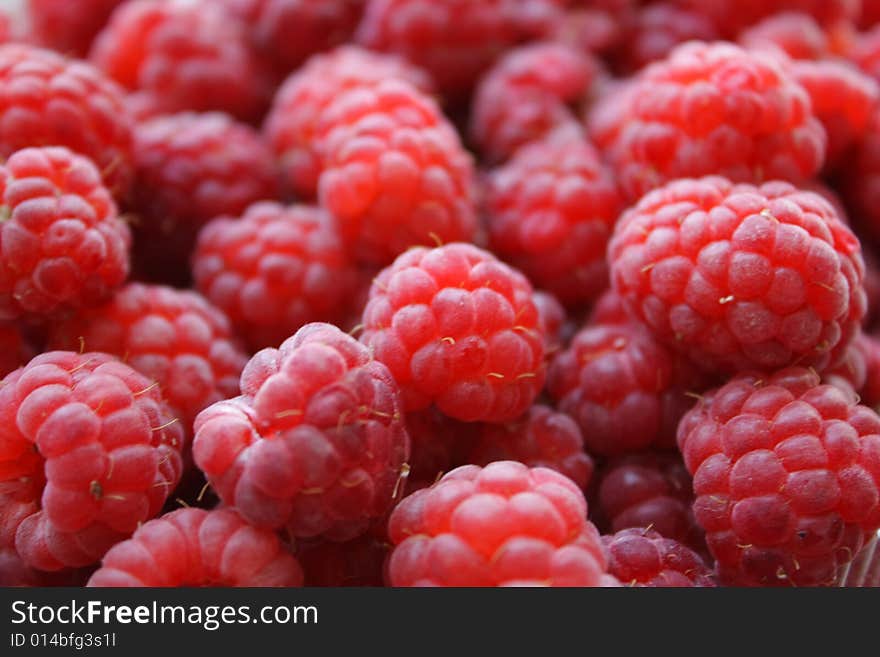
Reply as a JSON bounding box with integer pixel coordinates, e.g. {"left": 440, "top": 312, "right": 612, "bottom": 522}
{"left": 466, "top": 405, "right": 594, "bottom": 491}
{"left": 387, "top": 461, "right": 618, "bottom": 587}
{"left": 0, "top": 146, "right": 131, "bottom": 321}
{"left": 608, "top": 176, "right": 866, "bottom": 375}
{"left": 29, "top": 0, "right": 124, "bottom": 57}
{"left": 0, "top": 44, "right": 133, "bottom": 198}
{"left": 361, "top": 243, "right": 546, "bottom": 422}
{"left": 593, "top": 41, "right": 827, "bottom": 201}
{"left": 0, "top": 351, "right": 184, "bottom": 572}
{"left": 129, "top": 112, "right": 279, "bottom": 286}
{"left": 193, "top": 323, "right": 410, "bottom": 542}
{"left": 263, "top": 46, "right": 433, "bottom": 200}
{"left": 602, "top": 528, "right": 715, "bottom": 587}
{"left": 89, "top": 0, "right": 270, "bottom": 122}
{"left": 47, "top": 283, "right": 248, "bottom": 439}
{"left": 484, "top": 136, "right": 622, "bottom": 306}
{"left": 677, "top": 367, "right": 880, "bottom": 586}
{"left": 193, "top": 203, "right": 357, "bottom": 351}
{"left": 87, "top": 507, "right": 303, "bottom": 586}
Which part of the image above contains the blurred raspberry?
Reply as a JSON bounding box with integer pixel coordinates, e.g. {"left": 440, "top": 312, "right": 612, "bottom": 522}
{"left": 296, "top": 534, "right": 388, "bottom": 586}
{"left": 532, "top": 290, "right": 570, "bottom": 353}
{"left": 28, "top": 0, "right": 123, "bottom": 57}
{"left": 602, "top": 528, "right": 715, "bottom": 587}
{"left": 404, "top": 407, "right": 474, "bottom": 487}
{"left": 739, "top": 12, "right": 830, "bottom": 60}
{"left": 0, "top": 323, "right": 35, "bottom": 379}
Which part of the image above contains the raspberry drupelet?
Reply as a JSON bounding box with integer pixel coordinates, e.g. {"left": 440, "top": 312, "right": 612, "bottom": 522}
{"left": 387, "top": 461, "right": 619, "bottom": 587}
{"left": 87, "top": 507, "right": 303, "bottom": 587}
{"left": 677, "top": 366, "right": 880, "bottom": 586}
{"left": 602, "top": 528, "right": 715, "bottom": 587}
{"left": 483, "top": 136, "right": 622, "bottom": 306}
{"left": 193, "top": 323, "right": 409, "bottom": 542}
{"left": 360, "top": 243, "right": 546, "bottom": 423}
{"left": 608, "top": 176, "right": 866, "bottom": 375}
{"left": 193, "top": 202, "right": 358, "bottom": 351}
{"left": 47, "top": 283, "right": 248, "bottom": 441}
{"left": 0, "top": 351, "right": 184, "bottom": 572}
{"left": 29, "top": 0, "right": 124, "bottom": 57}
{"left": 591, "top": 41, "right": 827, "bottom": 201}
{"left": 0, "top": 44, "right": 133, "bottom": 197}
{"left": 0, "top": 146, "right": 131, "bottom": 321}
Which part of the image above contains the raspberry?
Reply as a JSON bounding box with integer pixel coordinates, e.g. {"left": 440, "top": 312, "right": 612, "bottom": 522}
{"left": 469, "top": 42, "right": 598, "bottom": 165}
{"left": 387, "top": 461, "right": 618, "bottom": 586}
{"left": 608, "top": 176, "right": 866, "bottom": 374}
{"left": 193, "top": 323, "right": 409, "bottom": 541}
{"left": 588, "top": 289, "right": 631, "bottom": 326}
{"left": 0, "top": 323, "right": 35, "bottom": 379}
{"left": 466, "top": 405, "right": 594, "bottom": 490}
{"left": 593, "top": 451, "right": 702, "bottom": 548}
{"left": 317, "top": 79, "right": 478, "bottom": 265}
{"left": 355, "top": 0, "right": 561, "bottom": 99}
{"left": 484, "top": 136, "right": 622, "bottom": 306}
{"left": 361, "top": 243, "right": 546, "bottom": 422}
{"left": 0, "top": 549, "right": 90, "bottom": 586}
{"left": 129, "top": 112, "right": 279, "bottom": 286}
{"left": 219, "top": 0, "right": 366, "bottom": 76}
{"left": 548, "top": 322, "right": 707, "bottom": 455}
{"left": 840, "top": 106, "right": 880, "bottom": 245}
{"left": 193, "top": 202, "right": 357, "bottom": 351}
{"left": 263, "top": 46, "right": 433, "bottom": 200}
{"left": 89, "top": 0, "right": 270, "bottom": 122}
{"left": 29, "top": 0, "right": 123, "bottom": 57}
{"left": 0, "top": 351, "right": 184, "bottom": 571}
{"left": 602, "top": 528, "right": 715, "bottom": 587}
{"left": 739, "top": 12, "right": 831, "bottom": 60}
{"left": 0, "top": 146, "right": 131, "bottom": 321}
{"left": 87, "top": 507, "right": 303, "bottom": 586}
{"left": 861, "top": 1, "right": 880, "bottom": 29}
{"left": 677, "top": 367, "right": 880, "bottom": 586}
{"left": 47, "top": 283, "right": 248, "bottom": 440}
{"left": 532, "top": 290, "right": 569, "bottom": 353}
{"left": 404, "top": 408, "right": 473, "bottom": 487}
{"left": 593, "top": 42, "right": 826, "bottom": 201}
{"left": 0, "top": 44, "right": 133, "bottom": 197}
{"left": 824, "top": 332, "right": 871, "bottom": 397}
{"left": 296, "top": 534, "right": 388, "bottom": 587}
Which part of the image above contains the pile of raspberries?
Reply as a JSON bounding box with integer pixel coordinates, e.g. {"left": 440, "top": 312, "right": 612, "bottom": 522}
{"left": 3, "top": 0, "right": 880, "bottom": 589}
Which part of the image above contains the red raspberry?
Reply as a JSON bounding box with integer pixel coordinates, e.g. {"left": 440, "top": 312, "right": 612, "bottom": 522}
{"left": 0, "top": 549, "right": 91, "bottom": 586}
{"left": 861, "top": 1, "right": 880, "bottom": 29}
{"left": 0, "top": 146, "right": 131, "bottom": 321}
{"left": 588, "top": 289, "right": 631, "bottom": 326}
{"left": 361, "top": 243, "right": 546, "bottom": 422}
{"left": 193, "top": 323, "right": 410, "bottom": 541}
{"left": 87, "top": 507, "right": 303, "bottom": 586}
{"left": 594, "top": 451, "right": 701, "bottom": 548}
{"left": 193, "top": 202, "right": 357, "bottom": 351}
{"left": 0, "top": 323, "right": 35, "bottom": 379}
{"left": 839, "top": 106, "right": 880, "bottom": 245}
{"left": 608, "top": 176, "right": 866, "bottom": 374}
{"left": 594, "top": 42, "right": 826, "bottom": 201}
{"left": 532, "top": 290, "right": 570, "bottom": 354}
{"left": 602, "top": 528, "right": 715, "bottom": 587}
{"left": 677, "top": 367, "right": 880, "bottom": 586}
{"left": 739, "top": 12, "right": 831, "bottom": 60}
{"left": 466, "top": 405, "right": 594, "bottom": 490}
{"left": 355, "top": 0, "right": 561, "bottom": 99}
{"left": 219, "top": 0, "right": 366, "bottom": 76}
{"left": 387, "top": 461, "right": 618, "bottom": 586}
{"left": 484, "top": 136, "right": 622, "bottom": 306}
{"left": 47, "top": 283, "right": 248, "bottom": 439}
{"left": 0, "top": 44, "right": 133, "bottom": 197}
{"left": 824, "top": 331, "right": 877, "bottom": 398}
{"left": 548, "top": 322, "right": 707, "bottom": 456}
{"left": 296, "top": 534, "right": 388, "bottom": 587}
{"left": 29, "top": 0, "right": 123, "bottom": 57}
{"left": 129, "top": 112, "right": 278, "bottom": 286}
{"left": 0, "top": 351, "right": 184, "bottom": 571}
{"left": 263, "top": 46, "right": 432, "bottom": 200}
{"left": 545, "top": 7, "right": 628, "bottom": 58}
{"left": 469, "top": 42, "right": 598, "bottom": 165}
{"left": 89, "top": 0, "right": 269, "bottom": 122}
{"left": 317, "top": 79, "right": 477, "bottom": 265}
{"left": 404, "top": 408, "right": 473, "bottom": 487}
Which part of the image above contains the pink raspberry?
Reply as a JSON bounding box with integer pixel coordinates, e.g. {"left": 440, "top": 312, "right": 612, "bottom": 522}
{"left": 677, "top": 367, "right": 880, "bottom": 586}
{"left": 361, "top": 243, "right": 546, "bottom": 422}
{"left": 87, "top": 507, "right": 303, "bottom": 586}
{"left": 739, "top": 12, "right": 831, "bottom": 60}
{"left": 593, "top": 41, "right": 827, "bottom": 201}
{"left": 387, "top": 461, "right": 618, "bottom": 586}
{"left": 89, "top": 0, "right": 270, "bottom": 122}
{"left": 47, "top": 283, "right": 248, "bottom": 440}
{"left": 602, "top": 528, "right": 715, "bottom": 587}
{"left": 484, "top": 136, "right": 622, "bottom": 306}
{"left": 0, "top": 146, "right": 131, "bottom": 321}
{"left": 0, "top": 549, "right": 91, "bottom": 586}
{"left": 263, "top": 46, "right": 433, "bottom": 200}
{"left": 29, "top": 0, "right": 123, "bottom": 57}
{"left": 193, "top": 323, "right": 410, "bottom": 541}
{"left": 0, "top": 351, "right": 184, "bottom": 571}
{"left": 296, "top": 534, "right": 388, "bottom": 587}
{"left": 469, "top": 42, "right": 598, "bottom": 164}
{"left": 608, "top": 176, "right": 866, "bottom": 374}
{"left": 466, "top": 405, "right": 594, "bottom": 490}
{"left": 0, "top": 44, "right": 133, "bottom": 197}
